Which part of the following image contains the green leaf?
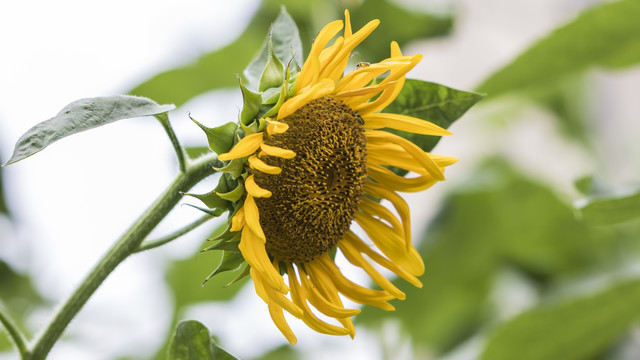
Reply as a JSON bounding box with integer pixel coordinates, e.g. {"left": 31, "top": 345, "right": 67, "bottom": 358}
{"left": 576, "top": 187, "right": 640, "bottom": 225}
{"left": 3, "top": 95, "right": 174, "bottom": 166}
{"left": 244, "top": 6, "right": 303, "bottom": 90}
{"left": 383, "top": 79, "right": 484, "bottom": 153}
{"left": 166, "top": 224, "right": 248, "bottom": 308}
{"left": 481, "top": 279, "right": 640, "bottom": 360}
{"left": 477, "top": 0, "right": 640, "bottom": 97}
{"left": 168, "top": 320, "right": 237, "bottom": 360}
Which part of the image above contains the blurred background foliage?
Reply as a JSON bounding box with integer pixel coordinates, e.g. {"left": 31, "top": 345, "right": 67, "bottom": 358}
{"left": 2, "top": 0, "right": 640, "bottom": 359}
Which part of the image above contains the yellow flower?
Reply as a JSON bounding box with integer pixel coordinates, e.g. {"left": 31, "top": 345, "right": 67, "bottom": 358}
{"left": 218, "top": 10, "right": 457, "bottom": 344}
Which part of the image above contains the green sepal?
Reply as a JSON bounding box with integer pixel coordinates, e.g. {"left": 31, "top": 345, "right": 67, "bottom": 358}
{"left": 225, "top": 264, "right": 250, "bottom": 287}
{"left": 213, "top": 158, "right": 245, "bottom": 179}
{"left": 264, "top": 62, "right": 292, "bottom": 118}
{"left": 258, "top": 33, "right": 285, "bottom": 92}
{"left": 200, "top": 235, "right": 240, "bottom": 253}
{"left": 238, "top": 75, "right": 262, "bottom": 126}
{"left": 216, "top": 179, "right": 245, "bottom": 202}
{"left": 190, "top": 116, "right": 238, "bottom": 155}
{"left": 201, "top": 250, "right": 246, "bottom": 286}
{"left": 182, "top": 190, "right": 228, "bottom": 210}
{"left": 182, "top": 203, "right": 227, "bottom": 217}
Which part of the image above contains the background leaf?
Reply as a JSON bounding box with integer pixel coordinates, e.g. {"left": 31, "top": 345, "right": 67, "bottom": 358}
{"left": 168, "top": 320, "right": 237, "bottom": 360}
{"left": 481, "top": 279, "right": 640, "bottom": 360}
{"left": 478, "top": 0, "right": 640, "bottom": 96}
{"left": 3, "top": 95, "right": 174, "bottom": 166}
{"left": 477, "top": 0, "right": 640, "bottom": 97}
{"left": 576, "top": 188, "right": 640, "bottom": 225}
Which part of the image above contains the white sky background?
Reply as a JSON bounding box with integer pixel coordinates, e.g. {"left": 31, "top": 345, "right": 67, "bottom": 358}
{"left": 1, "top": 0, "right": 639, "bottom": 359}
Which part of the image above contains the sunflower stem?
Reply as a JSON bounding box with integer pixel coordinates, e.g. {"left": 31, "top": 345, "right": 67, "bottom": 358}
{"left": 156, "top": 113, "right": 187, "bottom": 173}
{"left": 135, "top": 214, "right": 215, "bottom": 253}
{"left": 0, "top": 305, "right": 29, "bottom": 359}
{"left": 28, "top": 152, "right": 218, "bottom": 360}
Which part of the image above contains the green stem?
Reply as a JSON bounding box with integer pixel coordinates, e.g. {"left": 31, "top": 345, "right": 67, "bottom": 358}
{"left": 29, "top": 152, "right": 218, "bottom": 360}
{"left": 135, "top": 214, "right": 214, "bottom": 253}
{"left": 0, "top": 305, "right": 29, "bottom": 359}
{"left": 156, "top": 113, "right": 187, "bottom": 173}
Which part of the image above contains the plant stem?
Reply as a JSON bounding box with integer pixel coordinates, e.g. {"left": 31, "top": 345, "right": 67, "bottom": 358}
{"left": 156, "top": 113, "right": 187, "bottom": 173}
{"left": 135, "top": 214, "right": 214, "bottom": 253}
{"left": 29, "top": 152, "right": 218, "bottom": 360}
{"left": 0, "top": 305, "right": 29, "bottom": 359}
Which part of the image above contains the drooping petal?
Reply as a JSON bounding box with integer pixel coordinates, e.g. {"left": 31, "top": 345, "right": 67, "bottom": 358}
{"left": 243, "top": 194, "right": 266, "bottom": 240}
{"left": 218, "top": 133, "right": 263, "bottom": 161}
{"left": 259, "top": 143, "right": 296, "bottom": 159}
{"left": 239, "top": 229, "right": 288, "bottom": 292}
{"left": 245, "top": 175, "right": 272, "bottom": 198}
{"left": 248, "top": 155, "right": 282, "bottom": 174}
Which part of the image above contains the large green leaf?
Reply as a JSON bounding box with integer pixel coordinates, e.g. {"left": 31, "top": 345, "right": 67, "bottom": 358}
{"left": 481, "top": 279, "right": 640, "bottom": 360}
{"left": 576, "top": 187, "right": 640, "bottom": 225}
{"left": 165, "top": 246, "right": 248, "bottom": 309}
{"left": 383, "top": 79, "right": 484, "bottom": 154}
{"left": 477, "top": 0, "right": 640, "bottom": 97}
{"left": 168, "top": 320, "right": 237, "bottom": 360}
{"left": 357, "top": 161, "right": 607, "bottom": 353}
{"left": 3, "top": 95, "right": 174, "bottom": 166}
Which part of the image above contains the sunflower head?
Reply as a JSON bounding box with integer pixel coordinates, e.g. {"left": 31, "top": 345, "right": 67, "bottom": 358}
{"left": 191, "top": 8, "right": 460, "bottom": 344}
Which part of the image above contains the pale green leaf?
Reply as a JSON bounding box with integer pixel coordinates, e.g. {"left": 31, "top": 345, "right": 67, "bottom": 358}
{"left": 477, "top": 0, "right": 640, "bottom": 97}
{"left": 481, "top": 279, "right": 640, "bottom": 360}
{"left": 3, "top": 95, "right": 174, "bottom": 166}
{"left": 244, "top": 6, "right": 303, "bottom": 90}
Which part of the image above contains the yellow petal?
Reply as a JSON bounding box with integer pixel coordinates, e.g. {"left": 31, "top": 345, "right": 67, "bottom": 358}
{"left": 218, "top": 133, "right": 263, "bottom": 161}
{"left": 363, "top": 113, "right": 452, "bottom": 136}
{"left": 248, "top": 155, "right": 282, "bottom": 174}
{"left": 277, "top": 79, "right": 335, "bottom": 120}
{"left": 320, "top": 19, "right": 380, "bottom": 83}
{"left": 344, "top": 10, "right": 352, "bottom": 38}
{"left": 259, "top": 143, "right": 296, "bottom": 159}
{"left": 364, "top": 181, "right": 412, "bottom": 250}
{"left": 359, "top": 197, "right": 406, "bottom": 243}
{"left": 266, "top": 120, "right": 289, "bottom": 135}
{"left": 368, "top": 164, "right": 439, "bottom": 192}
{"left": 251, "top": 267, "right": 303, "bottom": 318}
{"left": 344, "top": 231, "right": 422, "bottom": 287}
{"left": 287, "top": 263, "right": 352, "bottom": 336}
{"left": 245, "top": 174, "right": 272, "bottom": 198}
{"left": 297, "top": 54, "right": 320, "bottom": 91}
{"left": 268, "top": 303, "right": 297, "bottom": 345}
{"left": 239, "top": 229, "right": 288, "bottom": 292}
{"left": 338, "top": 240, "right": 406, "bottom": 300}
{"left": 366, "top": 130, "right": 444, "bottom": 180}
{"left": 298, "top": 269, "right": 361, "bottom": 318}
{"left": 230, "top": 206, "right": 245, "bottom": 232}
{"left": 243, "top": 194, "right": 266, "bottom": 240}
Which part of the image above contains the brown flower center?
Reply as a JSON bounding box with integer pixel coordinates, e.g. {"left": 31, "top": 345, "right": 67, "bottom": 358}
{"left": 254, "top": 96, "right": 367, "bottom": 263}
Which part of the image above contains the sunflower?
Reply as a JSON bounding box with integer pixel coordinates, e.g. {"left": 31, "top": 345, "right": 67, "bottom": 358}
{"left": 216, "top": 10, "right": 456, "bottom": 344}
